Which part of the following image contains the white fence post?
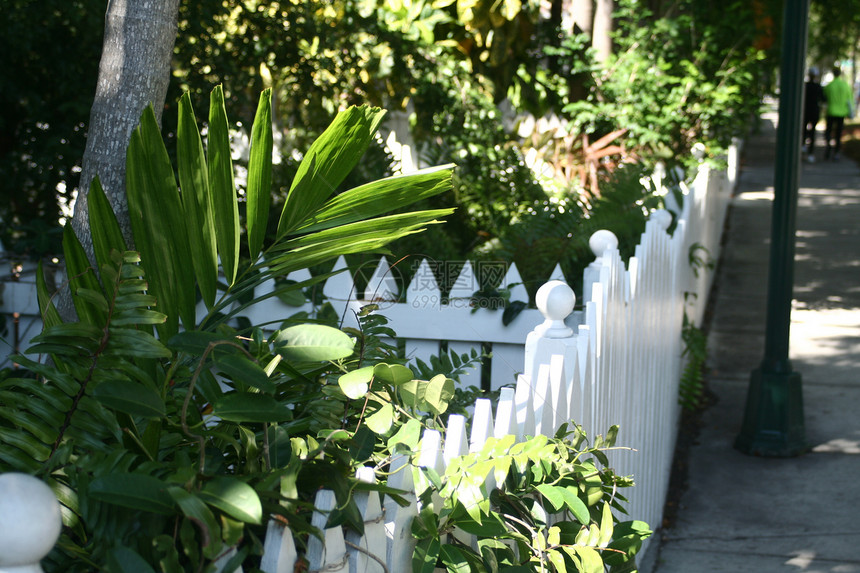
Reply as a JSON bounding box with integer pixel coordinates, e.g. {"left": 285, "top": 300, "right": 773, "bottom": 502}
{"left": 0, "top": 473, "right": 62, "bottom": 573}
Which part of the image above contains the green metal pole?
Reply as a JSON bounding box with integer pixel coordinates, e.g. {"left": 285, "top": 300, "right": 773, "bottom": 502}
{"left": 735, "top": 0, "right": 809, "bottom": 457}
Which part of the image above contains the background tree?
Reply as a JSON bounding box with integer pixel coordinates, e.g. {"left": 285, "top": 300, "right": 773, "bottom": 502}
{"left": 0, "top": 0, "right": 104, "bottom": 256}
{"left": 72, "top": 0, "right": 181, "bottom": 257}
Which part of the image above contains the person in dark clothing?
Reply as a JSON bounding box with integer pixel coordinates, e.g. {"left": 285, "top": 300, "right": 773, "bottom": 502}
{"left": 803, "top": 67, "right": 825, "bottom": 162}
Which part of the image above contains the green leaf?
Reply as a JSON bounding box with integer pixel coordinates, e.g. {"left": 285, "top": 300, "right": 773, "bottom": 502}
{"left": 536, "top": 483, "right": 565, "bottom": 512}
{"left": 559, "top": 487, "right": 590, "bottom": 525}
{"left": 338, "top": 366, "right": 373, "bottom": 399}
{"left": 212, "top": 393, "right": 293, "bottom": 423}
{"left": 297, "top": 165, "right": 455, "bottom": 233}
{"left": 413, "top": 536, "right": 441, "bottom": 573}
{"left": 177, "top": 91, "right": 218, "bottom": 308}
{"left": 572, "top": 546, "right": 603, "bottom": 573}
{"left": 439, "top": 544, "right": 474, "bottom": 573}
{"left": 597, "top": 502, "right": 614, "bottom": 547}
{"left": 92, "top": 380, "right": 166, "bottom": 418}
{"left": 277, "top": 105, "right": 387, "bottom": 237}
{"left": 89, "top": 473, "right": 174, "bottom": 515}
{"left": 36, "top": 261, "right": 62, "bottom": 329}
{"left": 0, "top": 426, "right": 52, "bottom": 464}
{"left": 106, "top": 546, "right": 158, "bottom": 573}
{"left": 387, "top": 417, "right": 422, "bottom": 451}
{"left": 214, "top": 354, "right": 275, "bottom": 394}
{"left": 246, "top": 88, "right": 273, "bottom": 258}
{"left": 423, "top": 374, "right": 455, "bottom": 415}
{"left": 604, "top": 521, "right": 651, "bottom": 566}
{"left": 63, "top": 225, "right": 105, "bottom": 326}
{"left": 168, "top": 331, "right": 241, "bottom": 356}
{"left": 199, "top": 477, "right": 263, "bottom": 524}
{"left": 87, "top": 176, "right": 128, "bottom": 273}
{"left": 208, "top": 85, "right": 240, "bottom": 286}
{"left": 168, "top": 486, "right": 223, "bottom": 560}
{"left": 455, "top": 513, "right": 508, "bottom": 538}
{"left": 373, "top": 363, "right": 414, "bottom": 386}
{"left": 106, "top": 329, "right": 172, "bottom": 359}
{"left": 547, "top": 548, "right": 567, "bottom": 573}
{"left": 126, "top": 105, "right": 197, "bottom": 337}
{"left": 273, "top": 324, "right": 354, "bottom": 362}
{"left": 364, "top": 401, "right": 394, "bottom": 435}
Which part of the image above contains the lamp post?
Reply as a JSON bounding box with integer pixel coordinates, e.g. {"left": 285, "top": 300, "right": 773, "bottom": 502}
{"left": 735, "top": 0, "right": 810, "bottom": 457}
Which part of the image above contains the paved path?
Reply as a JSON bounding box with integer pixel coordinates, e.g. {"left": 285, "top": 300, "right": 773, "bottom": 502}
{"left": 652, "top": 111, "right": 860, "bottom": 572}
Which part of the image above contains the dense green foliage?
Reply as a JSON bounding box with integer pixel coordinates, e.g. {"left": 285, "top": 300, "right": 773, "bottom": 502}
{"left": 412, "top": 426, "right": 651, "bottom": 572}
{"left": 1, "top": 0, "right": 789, "bottom": 265}
{"left": 0, "top": 0, "right": 103, "bottom": 255}
{"left": 0, "top": 90, "right": 457, "bottom": 569}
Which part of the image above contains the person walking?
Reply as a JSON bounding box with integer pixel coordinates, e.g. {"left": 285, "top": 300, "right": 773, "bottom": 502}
{"left": 803, "top": 67, "right": 825, "bottom": 162}
{"left": 823, "top": 66, "right": 853, "bottom": 160}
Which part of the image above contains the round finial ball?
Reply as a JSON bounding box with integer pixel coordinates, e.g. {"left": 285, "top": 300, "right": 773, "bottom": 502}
{"left": 589, "top": 230, "right": 618, "bottom": 257}
{"left": 0, "top": 473, "right": 63, "bottom": 567}
{"left": 536, "top": 280, "right": 576, "bottom": 321}
{"left": 651, "top": 209, "right": 673, "bottom": 230}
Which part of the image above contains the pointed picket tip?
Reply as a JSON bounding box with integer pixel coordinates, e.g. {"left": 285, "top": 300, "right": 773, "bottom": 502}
{"left": 533, "top": 363, "right": 555, "bottom": 437}
{"left": 443, "top": 414, "right": 469, "bottom": 465}
{"left": 514, "top": 374, "right": 536, "bottom": 441}
{"left": 417, "top": 429, "right": 444, "bottom": 474}
{"left": 260, "top": 519, "right": 298, "bottom": 573}
{"left": 494, "top": 387, "right": 517, "bottom": 439}
{"left": 406, "top": 258, "right": 441, "bottom": 308}
{"left": 447, "top": 260, "right": 476, "bottom": 299}
{"left": 470, "top": 398, "right": 495, "bottom": 453}
{"left": 323, "top": 256, "right": 356, "bottom": 302}
{"left": 306, "top": 490, "right": 347, "bottom": 572}
{"left": 504, "top": 262, "right": 529, "bottom": 303}
{"left": 286, "top": 267, "right": 313, "bottom": 283}
{"left": 548, "top": 263, "right": 566, "bottom": 283}
{"left": 364, "top": 256, "right": 399, "bottom": 302}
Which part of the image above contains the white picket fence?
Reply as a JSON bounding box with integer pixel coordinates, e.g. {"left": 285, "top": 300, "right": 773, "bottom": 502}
{"left": 0, "top": 146, "right": 736, "bottom": 572}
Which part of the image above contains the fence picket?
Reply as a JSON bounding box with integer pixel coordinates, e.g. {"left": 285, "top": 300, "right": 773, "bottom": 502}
{"left": 306, "top": 490, "right": 349, "bottom": 573}
{"left": 260, "top": 520, "right": 298, "bottom": 573}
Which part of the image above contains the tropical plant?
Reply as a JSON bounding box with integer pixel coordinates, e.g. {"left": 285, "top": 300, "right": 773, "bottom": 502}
{"left": 0, "top": 86, "right": 457, "bottom": 570}
{"left": 411, "top": 424, "right": 651, "bottom": 572}
{"left": 565, "top": 0, "right": 769, "bottom": 166}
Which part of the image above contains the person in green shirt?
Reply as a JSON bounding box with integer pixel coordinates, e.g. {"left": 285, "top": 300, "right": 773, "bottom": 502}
{"left": 823, "top": 66, "right": 854, "bottom": 160}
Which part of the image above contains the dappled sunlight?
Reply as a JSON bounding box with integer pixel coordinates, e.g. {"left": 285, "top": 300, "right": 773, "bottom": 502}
{"left": 811, "top": 436, "right": 860, "bottom": 454}
{"left": 785, "top": 549, "right": 860, "bottom": 572}
{"left": 737, "top": 189, "right": 776, "bottom": 201}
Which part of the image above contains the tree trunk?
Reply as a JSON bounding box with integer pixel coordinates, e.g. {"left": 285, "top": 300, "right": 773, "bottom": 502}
{"left": 571, "top": 0, "right": 594, "bottom": 36}
{"left": 62, "top": 0, "right": 179, "bottom": 320}
{"left": 73, "top": 0, "right": 180, "bottom": 254}
{"left": 592, "top": 0, "right": 613, "bottom": 63}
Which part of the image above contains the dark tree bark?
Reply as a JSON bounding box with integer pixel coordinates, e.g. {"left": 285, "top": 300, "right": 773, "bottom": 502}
{"left": 62, "top": 0, "right": 179, "bottom": 319}
{"left": 73, "top": 0, "right": 181, "bottom": 253}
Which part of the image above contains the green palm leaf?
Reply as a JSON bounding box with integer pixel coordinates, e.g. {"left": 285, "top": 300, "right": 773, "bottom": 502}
{"left": 246, "top": 88, "right": 273, "bottom": 259}
{"left": 177, "top": 92, "right": 218, "bottom": 308}
{"left": 87, "top": 176, "right": 127, "bottom": 272}
{"left": 63, "top": 225, "right": 106, "bottom": 326}
{"left": 277, "top": 105, "right": 386, "bottom": 237}
{"left": 297, "top": 164, "right": 455, "bottom": 233}
{"left": 208, "top": 85, "right": 240, "bottom": 286}
{"left": 126, "top": 105, "right": 196, "bottom": 338}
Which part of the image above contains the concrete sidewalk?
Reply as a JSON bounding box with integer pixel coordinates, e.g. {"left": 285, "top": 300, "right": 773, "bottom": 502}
{"left": 652, "top": 112, "right": 860, "bottom": 572}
